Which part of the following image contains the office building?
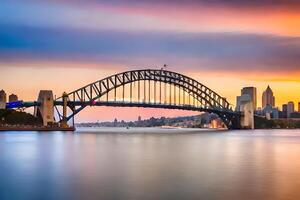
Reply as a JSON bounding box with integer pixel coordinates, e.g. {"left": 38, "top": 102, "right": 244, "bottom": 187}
{"left": 287, "top": 101, "right": 295, "bottom": 118}
{"left": 241, "top": 87, "right": 257, "bottom": 110}
{"left": 262, "top": 86, "right": 275, "bottom": 108}
{"left": 282, "top": 104, "right": 288, "bottom": 118}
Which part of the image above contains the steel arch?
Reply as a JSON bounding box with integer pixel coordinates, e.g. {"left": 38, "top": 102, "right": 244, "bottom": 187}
{"left": 55, "top": 69, "right": 239, "bottom": 129}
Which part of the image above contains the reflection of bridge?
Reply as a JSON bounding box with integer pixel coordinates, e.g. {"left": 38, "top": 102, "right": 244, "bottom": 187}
{"left": 7, "top": 69, "right": 253, "bottom": 130}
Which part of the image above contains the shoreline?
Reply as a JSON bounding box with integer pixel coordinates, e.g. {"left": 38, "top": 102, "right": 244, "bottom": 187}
{"left": 0, "top": 126, "right": 75, "bottom": 131}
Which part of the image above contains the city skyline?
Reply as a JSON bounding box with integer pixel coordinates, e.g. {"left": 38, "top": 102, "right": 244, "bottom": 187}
{"left": 1, "top": 0, "right": 300, "bottom": 121}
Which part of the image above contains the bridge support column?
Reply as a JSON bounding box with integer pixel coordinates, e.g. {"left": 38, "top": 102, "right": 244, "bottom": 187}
{"left": 60, "top": 92, "right": 69, "bottom": 128}
{"left": 34, "top": 90, "right": 54, "bottom": 126}
{"left": 239, "top": 100, "right": 254, "bottom": 129}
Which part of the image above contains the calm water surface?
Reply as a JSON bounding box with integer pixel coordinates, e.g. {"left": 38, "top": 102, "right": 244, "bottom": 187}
{"left": 1, "top": 128, "right": 300, "bottom": 200}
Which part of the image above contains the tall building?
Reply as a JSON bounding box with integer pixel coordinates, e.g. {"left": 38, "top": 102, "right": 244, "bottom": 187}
{"left": 262, "top": 86, "right": 275, "bottom": 108}
{"left": 287, "top": 101, "right": 295, "bottom": 118}
{"left": 0, "top": 90, "right": 7, "bottom": 109}
{"left": 241, "top": 87, "right": 257, "bottom": 110}
{"left": 9, "top": 94, "right": 18, "bottom": 102}
{"left": 282, "top": 104, "right": 288, "bottom": 118}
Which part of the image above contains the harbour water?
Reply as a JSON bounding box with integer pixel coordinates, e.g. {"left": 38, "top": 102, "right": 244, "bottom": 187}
{"left": 1, "top": 128, "right": 300, "bottom": 200}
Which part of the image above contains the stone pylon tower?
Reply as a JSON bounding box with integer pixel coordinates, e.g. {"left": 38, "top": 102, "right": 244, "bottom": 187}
{"left": 34, "top": 90, "right": 54, "bottom": 126}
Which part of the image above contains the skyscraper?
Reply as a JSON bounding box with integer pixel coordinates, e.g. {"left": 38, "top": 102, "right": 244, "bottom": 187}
{"left": 241, "top": 87, "right": 257, "bottom": 110}
{"left": 287, "top": 101, "right": 295, "bottom": 118}
{"left": 282, "top": 104, "right": 288, "bottom": 118}
{"left": 262, "top": 86, "right": 275, "bottom": 108}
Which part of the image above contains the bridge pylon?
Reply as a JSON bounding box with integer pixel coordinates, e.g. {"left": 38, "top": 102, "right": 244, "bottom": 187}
{"left": 60, "top": 92, "right": 69, "bottom": 128}
{"left": 34, "top": 90, "right": 54, "bottom": 126}
{"left": 239, "top": 100, "right": 254, "bottom": 129}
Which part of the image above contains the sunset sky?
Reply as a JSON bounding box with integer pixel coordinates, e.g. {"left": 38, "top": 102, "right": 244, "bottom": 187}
{"left": 1, "top": 0, "right": 300, "bottom": 121}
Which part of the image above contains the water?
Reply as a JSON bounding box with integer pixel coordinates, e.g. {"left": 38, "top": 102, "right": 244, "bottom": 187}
{"left": 1, "top": 128, "right": 300, "bottom": 200}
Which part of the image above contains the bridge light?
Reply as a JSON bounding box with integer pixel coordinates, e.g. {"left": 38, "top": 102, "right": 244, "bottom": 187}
{"left": 92, "top": 100, "right": 97, "bottom": 105}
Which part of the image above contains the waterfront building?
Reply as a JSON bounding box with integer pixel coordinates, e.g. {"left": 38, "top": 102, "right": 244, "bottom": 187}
{"left": 282, "top": 104, "right": 288, "bottom": 118}
{"left": 255, "top": 107, "right": 263, "bottom": 116}
{"left": 113, "top": 118, "right": 118, "bottom": 127}
{"left": 262, "top": 86, "right": 275, "bottom": 109}
{"left": 262, "top": 105, "right": 279, "bottom": 119}
{"left": 9, "top": 94, "right": 18, "bottom": 102}
{"left": 210, "top": 118, "right": 224, "bottom": 129}
{"left": 272, "top": 108, "right": 279, "bottom": 119}
{"left": 287, "top": 101, "right": 295, "bottom": 118}
{"left": 290, "top": 112, "right": 300, "bottom": 118}
{"left": 0, "top": 89, "right": 7, "bottom": 109}
{"left": 263, "top": 104, "right": 272, "bottom": 119}
{"left": 241, "top": 87, "right": 257, "bottom": 110}
{"left": 137, "top": 116, "right": 142, "bottom": 126}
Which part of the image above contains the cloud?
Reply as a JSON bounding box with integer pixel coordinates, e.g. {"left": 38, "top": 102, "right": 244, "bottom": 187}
{"left": 1, "top": 25, "right": 300, "bottom": 74}
{"left": 21, "top": 0, "right": 300, "bottom": 8}
{"left": 1, "top": 0, "right": 300, "bottom": 36}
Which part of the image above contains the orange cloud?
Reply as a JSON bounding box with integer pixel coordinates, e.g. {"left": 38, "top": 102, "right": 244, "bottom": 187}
{"left": 97, "top": 3, "right": 300, "bottom": 36}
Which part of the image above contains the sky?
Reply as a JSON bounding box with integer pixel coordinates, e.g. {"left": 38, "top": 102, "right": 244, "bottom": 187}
{"left": 1, "top": 0, "right": 300, "bottom": 121}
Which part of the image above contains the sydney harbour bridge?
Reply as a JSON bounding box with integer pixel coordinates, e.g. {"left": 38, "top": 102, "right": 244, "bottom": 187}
{"left": 7, "top": 69, "right": 253, "bottom": 130}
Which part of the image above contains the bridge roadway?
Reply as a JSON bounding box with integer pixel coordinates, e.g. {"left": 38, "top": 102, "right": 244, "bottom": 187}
{"left": 7, "top": 100, "right": 234, "bottom": 114}
{"left": 55, "top": 100, "right": 239, "bottom": 116}
{"left": 7, "top": 100, "right": 238, "bottom": 115}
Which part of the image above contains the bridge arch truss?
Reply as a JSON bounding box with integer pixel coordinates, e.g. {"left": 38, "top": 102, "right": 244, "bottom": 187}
{"left": 55, "top": 69, "right": 240, "bottom": 129}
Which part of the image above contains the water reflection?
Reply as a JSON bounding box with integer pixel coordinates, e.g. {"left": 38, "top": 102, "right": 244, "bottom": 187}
{"left": 1, "top": 129, "right": 300, "bottom": 200}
